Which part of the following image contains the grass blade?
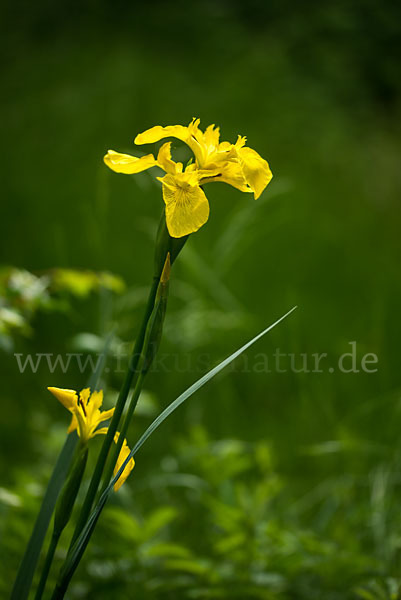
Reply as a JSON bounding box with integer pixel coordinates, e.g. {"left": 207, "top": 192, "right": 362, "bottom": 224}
{"left": 10, "top": 434, "right": 78, "bottom": 600}
{"left": 131, "top": 305, "right": 298, "bottom": 456}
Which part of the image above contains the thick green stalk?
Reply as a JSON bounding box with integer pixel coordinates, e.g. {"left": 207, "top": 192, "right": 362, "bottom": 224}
{"left": 101, "top": 257, "right": 170, "bottom": 491}
{"left": 50, "top": 575, "right": 70, "bottom": 599}
{"left": 100, "top": 372, "right": 145, "bottom": 492}
{"left": 35, "top": 443, "right": 88, "bottom": 600}
{"left": 34, "top": 532, "right": 60, "bottom": 600}
{"left": 68, "top": 275, "right": 160, "bottom": 548}
{"left": 69, "top": 216, "right": 185, "bottom": 548}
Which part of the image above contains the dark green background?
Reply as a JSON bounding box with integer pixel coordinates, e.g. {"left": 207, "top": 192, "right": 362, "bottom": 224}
{"left": 1, "top": 1, "right": 401, "bottom": 598}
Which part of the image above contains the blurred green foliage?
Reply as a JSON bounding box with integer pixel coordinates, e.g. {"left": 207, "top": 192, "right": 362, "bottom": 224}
{"left": 0, "top": 267, "right": 124, "bottom": 351}
{"left": 1, "top": 0, "right": 401, "bottom": 597}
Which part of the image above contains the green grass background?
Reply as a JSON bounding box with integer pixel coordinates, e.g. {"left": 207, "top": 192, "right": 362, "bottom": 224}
{"left": 1, "top": 1, "right": 401, "bottom": 598}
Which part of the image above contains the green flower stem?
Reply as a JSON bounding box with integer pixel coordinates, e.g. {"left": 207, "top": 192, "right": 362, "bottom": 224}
{"left": 69, "top": 215, "right": 186, "bottom": 549}
{"left": 100, "top": 371, "right": 146, "bottom": 492}
{"left": 34, "top": 442, "right": 88, "bottom": 600}
{"left": 34, "top": 532, "right": 60, "bottom": 600}
{"left": 68, "top": 275, "right": 160, "bottom": 548}
{"left": 101, "top": 277, "right": 169, "bottom": 492}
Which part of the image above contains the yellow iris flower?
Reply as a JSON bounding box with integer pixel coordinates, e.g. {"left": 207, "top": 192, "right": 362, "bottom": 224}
{"left": 48, "top": 387, "right": 135, "bottom": 491}
{"left": 104, "top": 118, "right": 273, "bottom": 238}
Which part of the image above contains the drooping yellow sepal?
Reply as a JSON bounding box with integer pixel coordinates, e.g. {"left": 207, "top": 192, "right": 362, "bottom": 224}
{"left": 104, "top": 150, "right": 157, "bottom": 174}
{"left": 48, "top": 387, "right": 77, "bottom": 410}
{"left": 113, "top": 433, "right": 135, "bottom": 492}
{"left": 135, "top": 124, "right": 191, "bottom": 146}
{"left": 157, "top": 142, "right": 182, "bottom": 175}
{"left": 237, "top": 146, "right": 273, "bottom": 199}
{"left": 159, "top": 172, "right": 210, "bottom": 238}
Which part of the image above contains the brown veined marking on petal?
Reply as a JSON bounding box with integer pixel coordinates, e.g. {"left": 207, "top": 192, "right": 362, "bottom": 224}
{"left": 177, "top": 187, "right": 190, "bottom": 206}
{"left": 78, "top": 396, "right": 87, "bottom": 416}
{"left": 199, "top": 173, "right": 222, "bottom": 184}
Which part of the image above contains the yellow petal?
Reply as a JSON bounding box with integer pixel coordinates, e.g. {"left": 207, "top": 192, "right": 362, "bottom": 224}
{"left": 160, "top": 173, "right": 210, "bottom": 238}
{"left": 74, "top": 407, "right": 89, "bottom": 442}
{"left": 200, "top": 161, "right": 251, "bottom": 193}
{"left": 48, "top": 387, "right": 77, "bottom": 411}
{"left": 113, "top": 433, "right": 135, "bottom": 491}
{"left": 104, "top": 150, "right": 157, "bottom": 174}
{"left": 93, "top": 427, "right": 108, "bottom": 436}
{"left": 84, "top": 389, "right": 102, "bottom": 414}
{"left": 203, "top": 124, "right": 220, "bottom": 148}
{"left": 135, "top": 125, "right": 188, "bottom": 145}
{"left": 234, "top": 135, "right": 247, "bottom": 149}
{"left": 188, "top": 117, "right": 201, "bottom": 135}
{"left": 96, "top": 407, "right": 115, "bottom": 425}
{"left": 237, "top": 147, "right": 272, "bottom": 199}
{"left": 67, "top": 414, "right": 78, "bottom": 434}
{"left": 135, "top": 120, "right": 203, "bottom": 164}
{"left": 84, "top": 389, "right": 104, "bottom": 436}
{"left": 218, "top": 141, "right": 233, "bottom": 151}
{"left": 79, "top": 388, "right": 91, "bottom": 407}
{"left": 157, "top": 142, "right": 181, "bottom": 175}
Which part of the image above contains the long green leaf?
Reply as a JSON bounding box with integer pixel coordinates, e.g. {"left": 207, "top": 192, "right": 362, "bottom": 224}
{"left": 10, "top": 434, "right": 78, "bottom": 600}
{"left": 131, "top": 306, "right": 298, "bottom": 457}
{"left": 11, "top": 333, "right": 113, "bottom": 600}
{"left": 54, "top": 306, "right": 297, "bottom": 597}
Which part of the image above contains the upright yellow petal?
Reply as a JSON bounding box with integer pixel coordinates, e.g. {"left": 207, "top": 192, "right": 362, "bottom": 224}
{"left": 187, "top": 117, "right": 201, "bottom": 135}
{"left": 234, "top": 135, "right": 247, "bottom": 149}
{"left": 104, "top": 150, "right": 157, "bottom": 174}
{"left": 77, "top": 409, "right": 92, "bottom": 442}
{"left": 237, "top": 147, "right": 273, "bottom": 199}
{"left": 83, "top": 389, "right": 103, "bottom": 436}
{"left": 157, "top": 142, "right": 181, "bottom": 175}
{"left": 48, "top": 387, "right": 77, "bottom": 411}
{"left": 79, "top": 388, "right": 91, "bottom": 407}
{"left": 84, "top": 389, "right": 102, "bottom": 414}
{"left": 203, "top": 124, "right": 220, "bottom": 149}
{"left": 159, "top": 172, "right": 210, "bottom": 238}
{"left": 113, "top": 433, "right": 135, "bottom": 491}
